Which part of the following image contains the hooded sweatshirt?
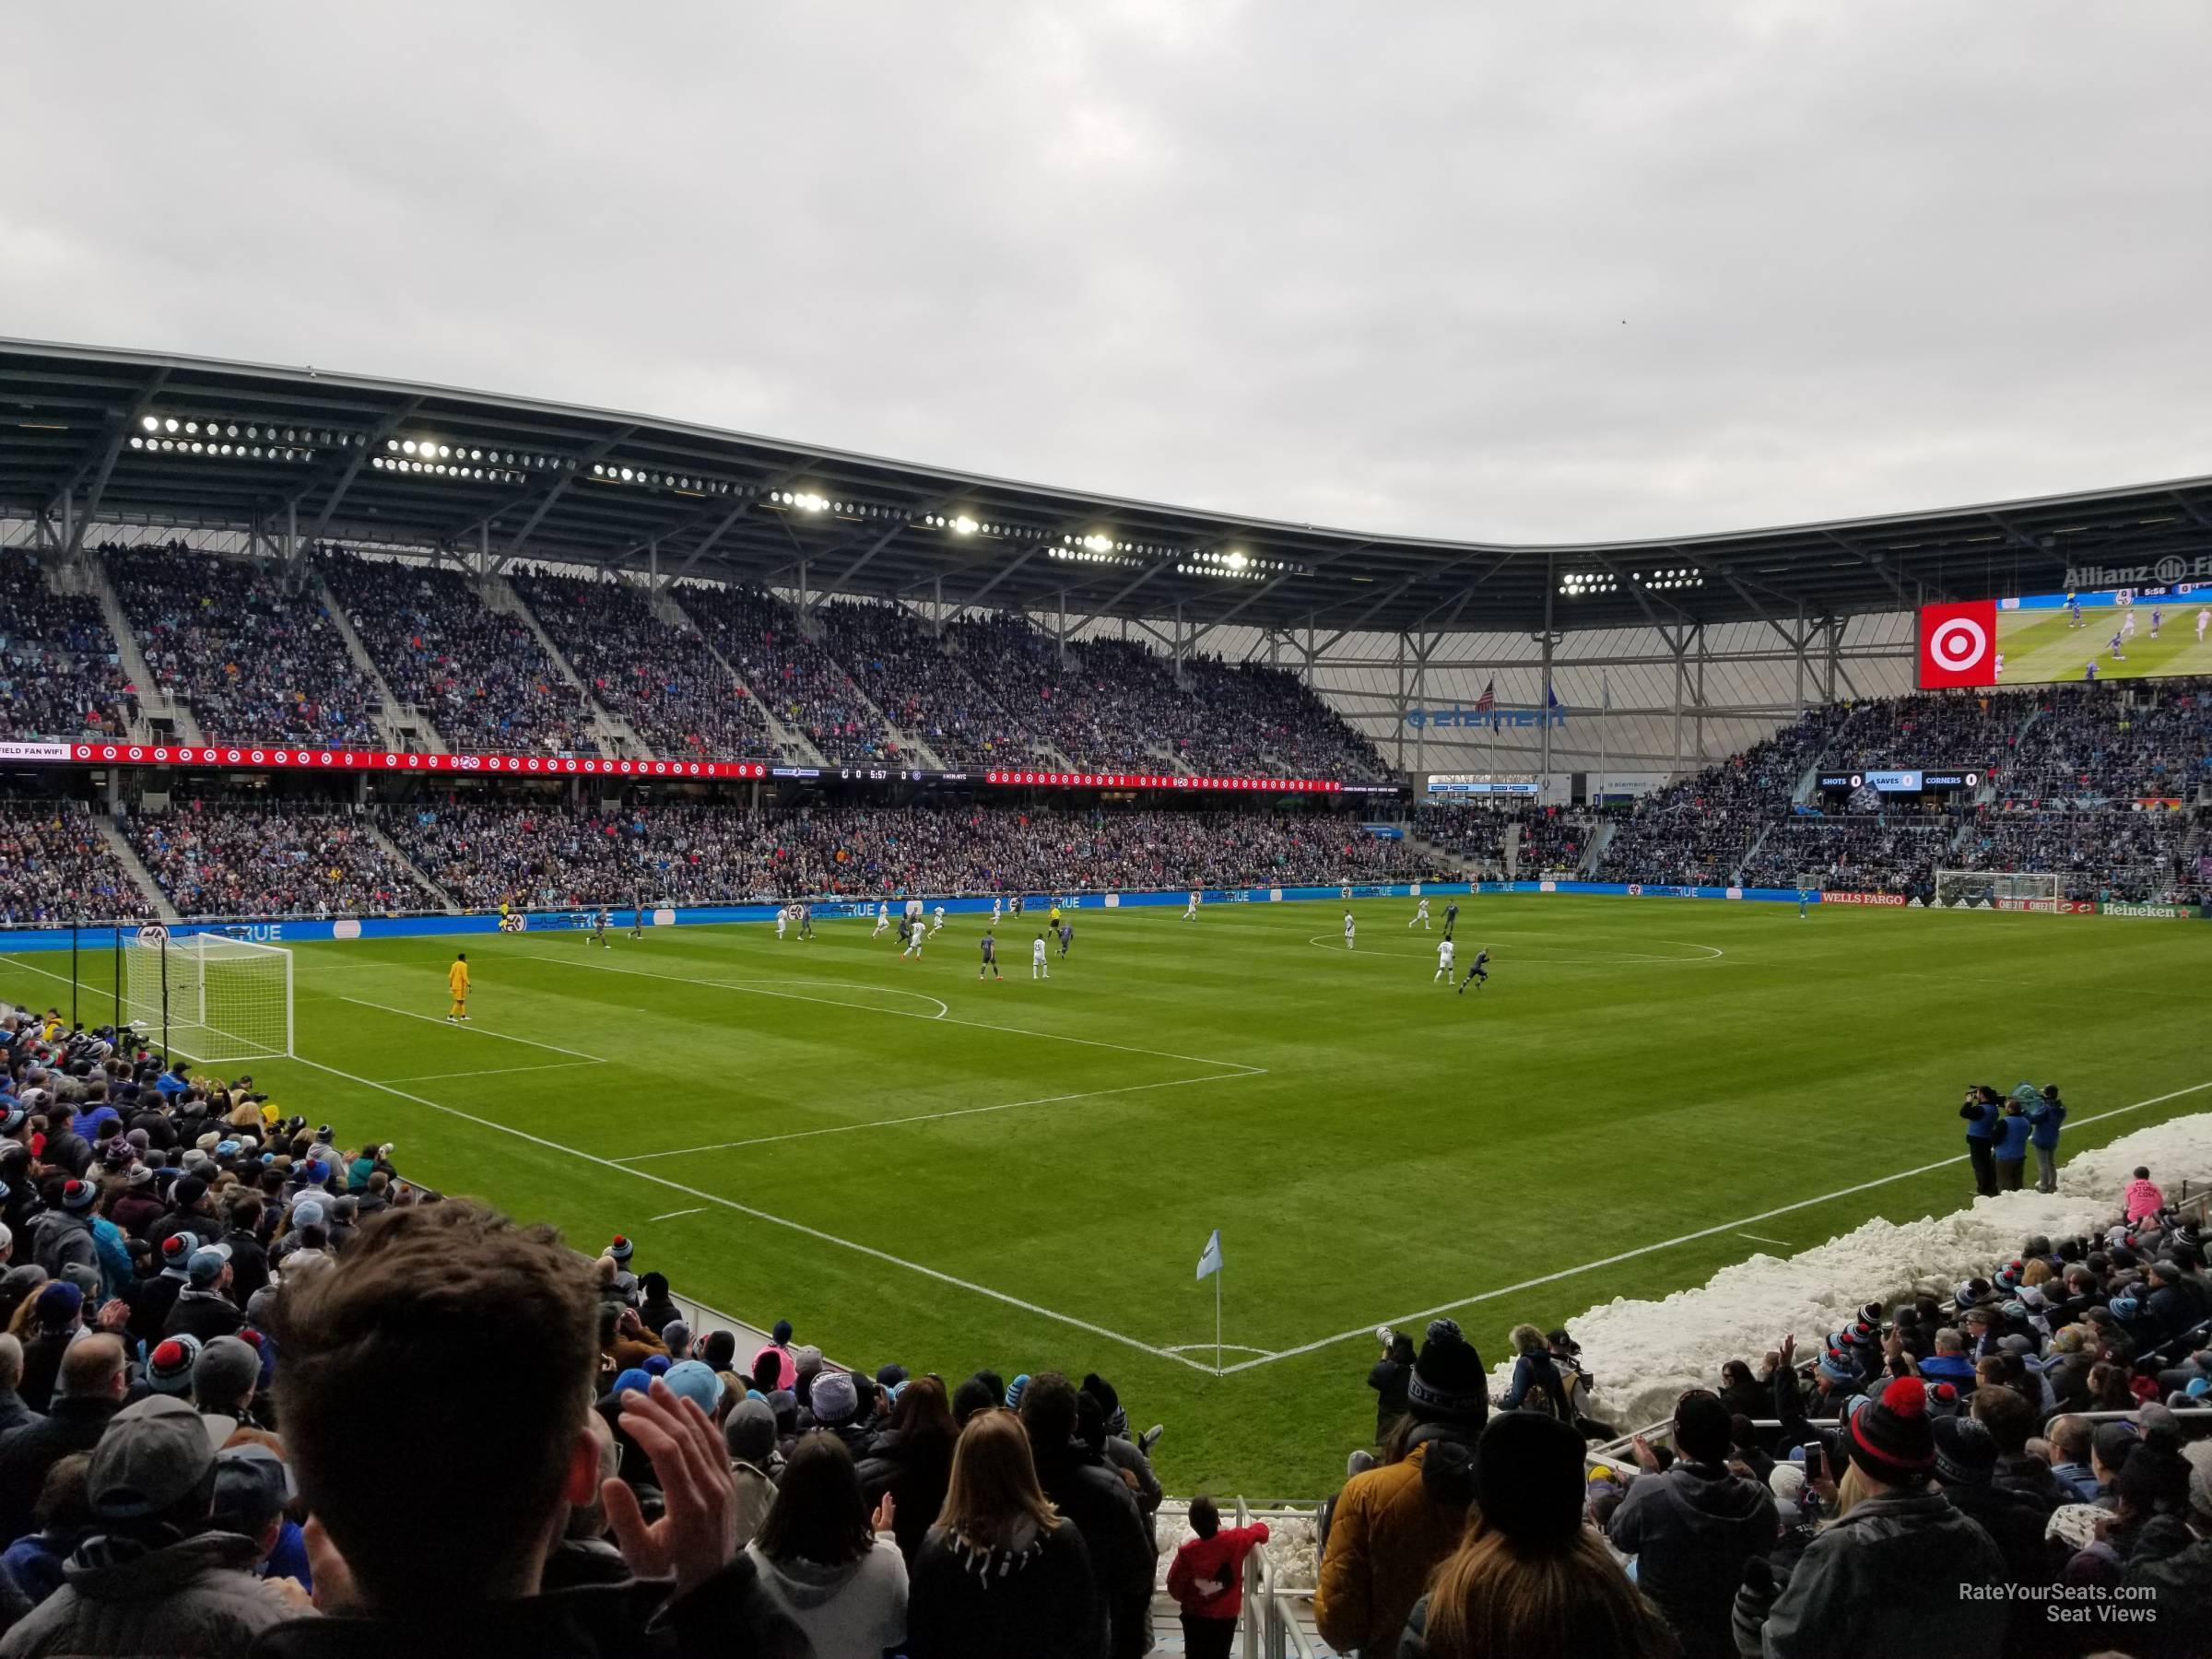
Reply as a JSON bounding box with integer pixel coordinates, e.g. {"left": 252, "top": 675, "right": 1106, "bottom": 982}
{"left": 1607, "top": 1460, "right": 1778, "bottom": 1659}
{"left": 905, "top": 1519, "right": 1100, "bottom": 1659}
{"left": 742, "top": 1539, "right": 906, "bottom": 1658}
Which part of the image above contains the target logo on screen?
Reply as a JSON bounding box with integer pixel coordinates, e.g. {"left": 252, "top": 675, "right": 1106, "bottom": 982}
{"left": 1918, "top": 599, "right": 1999, "bottom": 688}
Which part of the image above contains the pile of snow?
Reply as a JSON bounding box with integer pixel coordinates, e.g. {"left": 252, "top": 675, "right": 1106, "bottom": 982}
{"left": 1499, "top": 1110, "right": 2212, "bottom": 1430}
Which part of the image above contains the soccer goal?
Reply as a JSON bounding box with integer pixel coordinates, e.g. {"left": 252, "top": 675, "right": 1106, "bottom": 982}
{"left": 1932, "top": 870, "right": 2060, "bottom": 911}
{"left": 123, "top": 928, "right": 294, "bottom": 1063}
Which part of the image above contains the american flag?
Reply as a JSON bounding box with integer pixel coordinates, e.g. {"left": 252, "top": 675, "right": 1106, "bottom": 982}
{"left": 1474, "top": 680, "right": 1495, "bottom": 714}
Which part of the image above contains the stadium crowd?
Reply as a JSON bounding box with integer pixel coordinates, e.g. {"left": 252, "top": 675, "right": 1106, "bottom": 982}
{"left": 1330, "top": 1156, "right": 2212, "bottom": 1658}
{"left": 319, "top": 551, "right": 598, "bottom": 756}
{"left": 1735, "top": 812, "right": 1960, "bottom": 895}
{"left": 100, "top": 545, "right": 382, "bottom": 748}
{"left": 0, "top": 552, "right": 135, "bottom": 745}
{"left": 677, "top": 588, "right": 894, "bottom": 765}
{"left": 511, "top": 570, "right": 771, "bottom": 761}
{"left": 1410, "top": 805, "right": 1596, "bottom": 876}
{"left": 0, "top": 806, "right": 147, "bottom": 928}
{"left": 380, "top": 801, "right": 1441, "bottom": 912}
{"left": 120, "top": 805, "right": 422, "bottom": 921}
{"left": 1597, "top": 707, "right": 1850, "bottom": 888}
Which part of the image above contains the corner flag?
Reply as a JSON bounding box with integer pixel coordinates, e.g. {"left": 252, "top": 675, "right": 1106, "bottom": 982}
{"left": 1195, "top": 1229, "right": 1222, "bottom": 1280}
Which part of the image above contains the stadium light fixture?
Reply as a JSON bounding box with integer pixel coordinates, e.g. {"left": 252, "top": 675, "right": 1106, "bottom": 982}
{"left": 952, "top": 515, "right": 978, "bottom": 535}
{"left": 140, "top": 415, "right": 159, "bottom": 432}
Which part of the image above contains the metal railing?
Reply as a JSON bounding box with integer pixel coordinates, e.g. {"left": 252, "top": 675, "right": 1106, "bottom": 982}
{"left": 1238, "top": 1497, "right": 1320, "bottom": 1659}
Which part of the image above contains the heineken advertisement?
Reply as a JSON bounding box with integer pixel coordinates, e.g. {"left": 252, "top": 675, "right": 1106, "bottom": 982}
{"left": 2097, "top": 900, "right": 2200, "bottom": 920}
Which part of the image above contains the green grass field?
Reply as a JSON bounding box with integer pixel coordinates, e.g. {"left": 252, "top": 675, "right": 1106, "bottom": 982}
{"left": 1998, "top": 600, "right": 2212, "bottom": 686}
{"left": 7, "top": 896, "right": 2209, "bottom": 1495}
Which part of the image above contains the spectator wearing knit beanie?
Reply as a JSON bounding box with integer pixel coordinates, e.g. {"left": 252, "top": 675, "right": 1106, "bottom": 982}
{"left": 1402, "top": 1411, "right": 1676, "bottom": 1659}
{"left": 1315, "top": 1319, "right": 1488, "bottom": 1658}
{"left": 1749, "top": 1377, "right": 2006, "bottom": 1659}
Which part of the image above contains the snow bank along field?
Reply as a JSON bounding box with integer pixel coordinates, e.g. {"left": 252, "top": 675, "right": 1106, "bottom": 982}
{"left": 12, "top": 892, "right": 2207, "bottom": 1492}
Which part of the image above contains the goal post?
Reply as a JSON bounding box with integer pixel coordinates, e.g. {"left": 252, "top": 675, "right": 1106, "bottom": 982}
{"left": 123, "top": 929, "right": 294, "bottom": 1063}
{"left": 1932, "top": 869, "right": 2061, "bottom": 911}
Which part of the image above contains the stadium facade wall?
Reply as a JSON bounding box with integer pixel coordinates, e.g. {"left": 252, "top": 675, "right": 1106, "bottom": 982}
{"left": 1058, "top": 612, "right": 1920, "bottom": 776}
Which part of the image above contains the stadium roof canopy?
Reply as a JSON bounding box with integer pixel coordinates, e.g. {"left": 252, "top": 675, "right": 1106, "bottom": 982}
{"left": 4, "top": 338, "right": 2209, "bottom": 638}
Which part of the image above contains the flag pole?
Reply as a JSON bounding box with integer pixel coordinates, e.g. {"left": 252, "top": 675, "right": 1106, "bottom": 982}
{"left": 1215, "top": 1264, "right": 1222, "bottom": 1376}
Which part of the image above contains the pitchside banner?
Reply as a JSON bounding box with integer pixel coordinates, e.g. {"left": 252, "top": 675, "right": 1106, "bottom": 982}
{"left": 1919, "top": 583, "right": 2212, "bottom": 688}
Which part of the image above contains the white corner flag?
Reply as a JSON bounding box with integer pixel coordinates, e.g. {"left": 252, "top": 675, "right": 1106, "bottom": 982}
{"left": 1196, "top": 1228, "right": 1225, "bottom": 1374}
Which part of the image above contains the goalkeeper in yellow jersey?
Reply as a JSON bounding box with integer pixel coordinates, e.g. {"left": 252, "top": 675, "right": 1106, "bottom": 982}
{"left": 446, "top": 952, "right": 471, "bottom": 1023}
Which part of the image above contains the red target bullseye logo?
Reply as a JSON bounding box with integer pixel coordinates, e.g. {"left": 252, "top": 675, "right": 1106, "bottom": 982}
{"left": 1918, "top": 600, "right": 1998, "bottom": 688}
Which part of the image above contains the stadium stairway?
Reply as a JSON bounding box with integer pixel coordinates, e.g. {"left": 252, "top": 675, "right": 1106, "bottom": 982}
{"left": 366, "top": 820, "right": 457, "bottom": 912}
{"left": 97, "top": 814, "right": 178, "bottom": 923}
{"left": 1581, "top": 817, "right": 1616, "bottom": 875}
{"left": 314, "top": 569, "right": 439, "bottom": 753}
{"left": 795, "top": 604, "right": 949, "bottom": 771}
{"left": 481, "top": 572, "right": 635, "bottom": 759}
{"left": 665, "top": 593, "right": 825, "bottom": 765}
{"left": 72, "top": 552, "right": 204, "bottom": 746}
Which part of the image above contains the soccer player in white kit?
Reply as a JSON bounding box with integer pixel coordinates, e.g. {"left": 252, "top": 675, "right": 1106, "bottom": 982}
{"left": 2197, "top": 606, "right": 2210, "bottom": 642}
{"left": 774, "top": 905, "right": 788, "bottom": 939}
{"left": 2123, "top": 608, "right": 2136, "bottom": 640}
{"left": 930, "top": 905, "right": 946, "bottom": 934}
{"left": 1031, "top": 933, "right": 1050, "bottom": 979}
{"left": 1343, "top": 910, "right": 1356, "bottom": 949}
{"left": 1435, "top": 937, "right": 1454, "bottom": 982}
{"left": 1182, "top": 890, "right": 1200, "bottom": 921}
{"left": 901, "top": 918, "right": 925, "bottom": 959}
{"left": 1409, "top": 899, "right": 1430, "bottom": 930}
{"left": 873, "top": 901, "right": 889, "bottom": 938}
{"left": 992, "top": 896, "right": 1004, "bottom": 926}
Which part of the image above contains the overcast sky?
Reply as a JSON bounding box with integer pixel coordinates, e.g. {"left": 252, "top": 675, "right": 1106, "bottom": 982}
{"left": 5, "top": 2, "right": 2207, "bottom": 543}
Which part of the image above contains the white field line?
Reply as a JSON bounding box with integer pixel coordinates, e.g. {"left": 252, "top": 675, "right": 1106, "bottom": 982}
{"left": 284, "top": 1053, "right": 1219, "bottom": 1374}
{"left": 652, "top": 1206, "right": 710, "bottom": 1222}
{"left": 616, "top": 1069, "right": 1265, "bottom": 1162}
{"left": 716, "top": 978, "right": 949, "bottom": 1020}
{"left": 501, "top": 947, "right": 1265, "bottom": 1076}
{"left": 1165, "top": 1343, "right": 1277, "bottom": 1357}
{"left": 333, "top": 996, "right": 611, "bottom": 1061}
{"left": 383, "top": 1060, "right": 605, "bottom": 1083}
{"left": 1218, "top": 1077, "right": 2212, "bottom": 1376}
{"left": 1303, "top": 935, "right": 1723, "bottom": 968}
{"left": 1736, "top": 1231, "right": 1791, "bottom": 1246}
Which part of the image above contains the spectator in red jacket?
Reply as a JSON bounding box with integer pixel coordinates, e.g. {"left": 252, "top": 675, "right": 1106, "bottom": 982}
{"left": 1166, "top": 1494, "right": 1269, "bottom": 1659}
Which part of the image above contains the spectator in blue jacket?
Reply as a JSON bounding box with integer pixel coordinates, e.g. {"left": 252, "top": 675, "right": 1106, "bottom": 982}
{"left": 1991, "top": 1102, "right": 2032, "bottom": 1192}
{"left": 1959, "top": 1087, "right": 2002, "bottom": 1197}
{"left": 2027, "top": 1086, "right": 2066, "bottom": 1194}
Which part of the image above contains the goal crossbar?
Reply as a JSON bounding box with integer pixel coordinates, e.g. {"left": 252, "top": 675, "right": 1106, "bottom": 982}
{"left": 1932, "top": 869, "right": 2061, "bottom": 911}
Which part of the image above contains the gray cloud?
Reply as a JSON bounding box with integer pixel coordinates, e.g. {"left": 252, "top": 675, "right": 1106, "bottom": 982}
{"left": 4, "top": 0, "right": 2206, "bottom": 542}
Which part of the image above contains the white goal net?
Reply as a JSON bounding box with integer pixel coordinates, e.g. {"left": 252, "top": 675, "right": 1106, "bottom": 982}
{"left": 123, "top": 929, "right": 294, "bottom": 1063}
{"left": 1932, "top": 869, "right": 2062, "bottom": 911}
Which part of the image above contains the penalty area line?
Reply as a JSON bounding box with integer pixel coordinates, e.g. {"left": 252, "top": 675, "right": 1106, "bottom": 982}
{"left": 1224, "top": 1077, "right": 2212, "bottom": 1376}
{"left": 284, "top": 1053, "right": 1220, "bottom": 1376}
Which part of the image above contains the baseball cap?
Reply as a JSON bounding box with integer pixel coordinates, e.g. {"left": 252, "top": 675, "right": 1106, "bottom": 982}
{"left": 210, "top": 1442, "right": 294, "bottom": 1536}
{"left": 88, "top": 1396, "right": 217, "bottom": 1520}
{"left": 185, "top": 1243, "right": 232, "bottom": 1288}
